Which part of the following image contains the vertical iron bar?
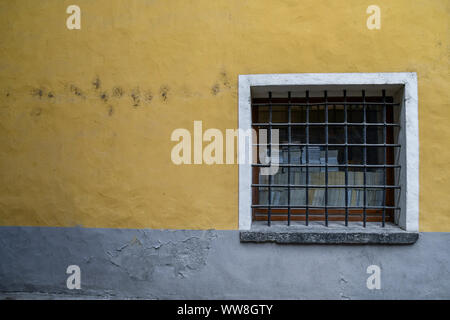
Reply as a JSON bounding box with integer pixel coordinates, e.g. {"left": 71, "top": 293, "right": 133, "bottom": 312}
{"left": 344, "top": 90, "right": 349, "bottom": 226}
{"left": 268, "top": 91, "right": 272, "bottom": 226}
{"left": 324, "top": 91, "right": 328, "bottom": 226}
{"left": 305, "top": 91, "right": 310, "bottom": 226}
{"left": 362, "top": 90, "right": 367, "bottom": 227}
{"left": 382, "top": 89, "right": 387, "bottom": 227}
{"left": 287, "top": 91, "right": 292, "bottom": 226}
{"left": 333, "top": 104, "right": 337, "bottom": 122}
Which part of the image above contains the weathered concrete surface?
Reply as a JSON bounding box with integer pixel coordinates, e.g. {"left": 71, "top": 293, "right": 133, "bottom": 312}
{"left": 0, "top": 226, "right": 449, "bottom": 299}
{"left": 241, "top": 222, "right": 419, "bottom": 244}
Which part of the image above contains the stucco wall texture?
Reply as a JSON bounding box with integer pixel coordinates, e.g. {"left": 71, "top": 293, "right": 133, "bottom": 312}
{"left": 0, "top": 0, "right": 449, "bottom": 231}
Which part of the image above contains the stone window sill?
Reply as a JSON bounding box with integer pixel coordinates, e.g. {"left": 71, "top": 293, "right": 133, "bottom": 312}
{"left": 240, "top": 221, "right": 419, "bottom": 245}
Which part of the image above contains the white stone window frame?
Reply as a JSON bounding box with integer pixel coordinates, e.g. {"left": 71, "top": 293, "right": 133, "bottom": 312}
{"left": 238, "top": 73, "right": 419, "bottom": 232}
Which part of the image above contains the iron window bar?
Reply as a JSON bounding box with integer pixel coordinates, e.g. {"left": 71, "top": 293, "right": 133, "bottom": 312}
{"left": 267, "top": 92, "right": 272, "bottom": 226}
{"left": 287, "top": 91, "right": 292, "bottom": 225}
{"left": 252, "top": 205, "right": 400, "bottom": 209}
{"left": 252, "top": 123, "right": 400, "bottom": 127}
{"left": 253, "top": 184, "right": 400, "bottom": 188}
{"left": 253, "top": 164, "right": 400, "bottom": 168}
{"left": 251, "top": 89, "right": 400, "bottom": 227}
{"left": 252, "top": 102, "right": 400, "bottom": 106}
{"left": 344, "top": 90, "right": 349, "bottom": 225}
{"left": 324, "top": 90, "right": 329, "bottom": 226}
{"left": 305, "top": 91, "right": 310, "bottom": 225}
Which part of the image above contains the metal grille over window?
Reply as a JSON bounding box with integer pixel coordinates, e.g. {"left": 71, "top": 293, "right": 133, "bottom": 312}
{"left": 251, "top": 89, "right": 401, "bottom": 227}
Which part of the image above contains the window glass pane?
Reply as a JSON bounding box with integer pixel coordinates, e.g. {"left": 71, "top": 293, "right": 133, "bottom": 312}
{"left": 347, "top": 105, "right": 363, "bottom": 123}
{"left": 366, "top": 105, "right": 383, "bottom": 123}
{"left": 292, "top": 105, "right": 306, "bottom": 123}
{"left": 254, "top": 105, "right": 269, "bottom": 123}
{"left": 308, "top": 170, "right": 325, "bottom": 186}
{"left": 327, "top": 105, "right": 345, "bottom": 123}
{"left": 257, "top": 187, "right": 268, "bottom": 205}
{"left": 348, "top": 169, "right": 364, "bottom": 186}
{"left": 271, "top": 126, "right": 288, "bottom": 144}
{"left": 290, "top": 167, "right": 306, "bottom": 185}
{"left": 367, "top": 147, "right": 384, "bottom": 165}
{"left": 272, "top": 167, "right": 288, "bottom": 185}
{"left": 327, "top": 170, "right": 345, "bottom": 186}
{"left": 271, "top": 187, "right": 288, "bottom": 206}
{"left": 272, "top": 106, "right": 288, "bottom": 123}
{"left": 290, "top": 188, "right": 306, "bottom": 206}
{"left": 309, "top": 126, "right": 325, "bottom": 143}
{"left": 292, "top": 127, "right": 306, "bottom": 143}
{"left": 279, "top": 147, "right": 289, "bottom": 164}
{"left": 348, "top": 147, "right": 364, "bottom": 164}
{"left": 288, "top": 146, "right": 302, "bottom": 165}
{"left": 259, "top": 173, "right": 269, "bottom": 185}
{"left": 308, "top": 188, "right": 325, "bottom": 206}
{"left": 367, "top": 188, "right": 384, "bottom": 206}
{"left": 366, "top": 168, "right": 384, "bottom": 185}
{"left": 301, "top": 146, "right": 322, "bottom": 164}
{"left": 347, "top": 168, "right": 384, "bottom": 186}
{"left": 348, "top": 126, "right": 364, "bottom": 144}
{"left": 299, "top": 146, "right": 345, "bottom": 165}
{"left": 367, "top": 126, "right": 384, "bottom": 144}
{"left": 348, "top": 188, "right": 364, "bottom": 207}
{"left": 309, "top": 105, "right": 325, "bottom": 123}
{"left": 328, "top": 188, "right": 346, "bottom": 207}
{"left": 328, "top": 126, "right": 345, "bottom": 144}
{"left": 327, "top": 147, "right": 345, "bottom": 165}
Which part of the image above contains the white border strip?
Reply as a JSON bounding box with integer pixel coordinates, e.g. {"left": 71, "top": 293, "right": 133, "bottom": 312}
{"left": 238, "top": 73, "right": 418, "bottom": 231}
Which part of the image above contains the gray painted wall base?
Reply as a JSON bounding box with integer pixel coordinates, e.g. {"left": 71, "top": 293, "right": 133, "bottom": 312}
{"left": 0, "top": 226, "right": 449, "bottom": 299}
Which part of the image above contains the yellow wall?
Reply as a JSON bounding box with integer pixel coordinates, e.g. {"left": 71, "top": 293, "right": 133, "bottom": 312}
{"left": 0, "top": 0, "right": 448, "bottom": 231}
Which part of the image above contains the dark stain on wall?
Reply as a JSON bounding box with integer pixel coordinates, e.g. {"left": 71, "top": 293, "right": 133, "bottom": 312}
{"left": 112, "top": 87, "right": 123, "bottom": 98}
{"left": 108, "top": 105, "right": 114, "bottom": 116}
{"left": 220, "top": 71, "right": 231, "bottom": 89}
{"left": 211, "top": 83, "right": 220, "bottom": 95}
{"left": 31, "top": 88, "right": 43, "bottom": 99}
{"left": 144, "top": 90, "right": 153, "bottom": 103}
{"left": 100, "top": 92, "right": 108, "bottom": 102}
{"left": 30, "top": 107, "right": 42, "bottom": 117}
{"left": 70, "top": 85, "right": 83, "bottom": 97}
{"left": 160, "top": 86, "right": 169, "bottom": 101}
{"left": 130, "top": 88, "right": 140, "bottom": 107}
{"left": 92, "top": 77, "right": 101, "bottom": 90}
{"left": 19, "top": 76, "right": 234, "bottom": 110}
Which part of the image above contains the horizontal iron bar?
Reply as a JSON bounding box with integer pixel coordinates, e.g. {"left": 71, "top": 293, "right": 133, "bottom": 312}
{"left": 252, "top": 102, "right": 400, "bottom": 106}
{"left": 253, "top": 122, "right": 400, "bottom": 126}
{"left": 252, "top": 143, "right": 401, "bottom": 147}
{"left": 252, "top": 184, "right": 400, "bottom": 189}
{"left": 252, "top": 205, "right": 400, "bottom": 209}
{"left": 252, "top": 164, "right": 401, "bottom": 168}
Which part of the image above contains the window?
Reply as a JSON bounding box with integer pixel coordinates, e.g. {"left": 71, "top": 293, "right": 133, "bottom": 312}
{"left": 238, "top": 73, "right": 419, "bottom": 239}
{"left": 251, "top": 91, "right": 398, "bottom": 227}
